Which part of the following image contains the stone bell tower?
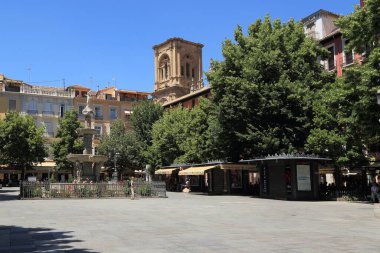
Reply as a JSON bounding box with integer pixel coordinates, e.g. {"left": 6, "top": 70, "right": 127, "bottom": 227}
{"left": 152, "top": 37, "right": 203, "bottom": 104}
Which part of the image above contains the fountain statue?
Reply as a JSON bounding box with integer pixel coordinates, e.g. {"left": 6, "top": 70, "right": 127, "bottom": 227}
{"left": 67, "top": 94, "right": 107, "bottom": 181}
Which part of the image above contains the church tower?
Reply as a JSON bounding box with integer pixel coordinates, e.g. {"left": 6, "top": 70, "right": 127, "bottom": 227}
{"left": 152, "top": 38, "right": 203, "bottom": 103}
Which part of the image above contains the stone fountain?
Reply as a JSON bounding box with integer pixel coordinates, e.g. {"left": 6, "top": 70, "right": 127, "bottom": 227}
{"left": 67, "top": 95, "right": 107, "bottom": 181}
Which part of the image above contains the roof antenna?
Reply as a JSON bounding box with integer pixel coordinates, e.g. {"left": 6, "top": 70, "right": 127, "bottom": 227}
{"left": 62, "top": 78, "right": 66, "bottom": 90}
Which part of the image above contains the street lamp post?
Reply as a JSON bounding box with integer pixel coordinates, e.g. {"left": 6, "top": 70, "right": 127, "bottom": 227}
{"left": 377, "top": 90, "right": 380, "bottom": 105}
{"left": 112, "top": 152, "right": 119, "bottom": 182}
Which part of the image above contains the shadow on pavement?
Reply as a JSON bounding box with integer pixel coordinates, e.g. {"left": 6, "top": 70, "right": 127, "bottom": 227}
{"left": 0, "top": 225, "right": 99, "bottom": 252}
{"left": 0, "top": 187, "right": 19, "bottom": 201}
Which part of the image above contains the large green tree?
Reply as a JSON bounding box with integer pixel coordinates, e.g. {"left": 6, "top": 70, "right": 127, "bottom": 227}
{"left": 149, "top": 99, "right": 222, "bottom": 168}
{"left": 178, "top": 98, "right": 222, "bottom": 163}
{"left": 306, "top": 0, "right": 380, "bottom": 168}
{"left": 98, "top": 119, "right": 143, "bottom": 177}
{"left": 52, "top": 110, "right": 83, "bottom": 176}
{"left": 206, "top": 16, "right": 332, "bottom": 161}
{"left": 148, "top": 106, "right": 190, "bottom": 168}
{"left": 335, "top": 0, "right": 380, "bottom": 55}
{"left": 129, "top": 100, "right": 163, "bottom": 166}
{"left": 0, "top": 112, "right": 47, "bottom": 179}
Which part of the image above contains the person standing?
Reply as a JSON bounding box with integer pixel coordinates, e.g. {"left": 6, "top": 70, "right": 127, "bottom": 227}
{"left": 371, "top": 182, "right": 379, "bottom": 203}
{"left": 130, "top": 177, "right": 135, "bottom": 200}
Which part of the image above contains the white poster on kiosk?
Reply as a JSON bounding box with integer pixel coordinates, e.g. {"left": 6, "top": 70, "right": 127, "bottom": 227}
{"left": 296, "top": 165, "right": 311, "bottom": 191}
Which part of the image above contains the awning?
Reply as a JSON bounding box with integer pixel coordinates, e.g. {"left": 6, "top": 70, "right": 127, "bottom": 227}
{"left": 220, "top": 164, "right": 257, "bottom": 171}
{"left": 155, "top": 168, "right": 178, "bottom": 175}
{"left": 319, "top": 167, "right": 335, "bottom": 174}
{"left": 178, "top": 166, "right": 216, "bottom": 176}
{"left": 33, "top": 161, "right": 56, "bottom": 167}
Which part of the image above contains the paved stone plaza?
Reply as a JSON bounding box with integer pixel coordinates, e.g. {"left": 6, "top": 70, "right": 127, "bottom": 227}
{"left": 0, "top": 187, "right": 379, "bottom": 252}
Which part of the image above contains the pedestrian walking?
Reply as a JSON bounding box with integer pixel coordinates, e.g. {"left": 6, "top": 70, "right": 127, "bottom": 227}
{"left": 130, "top": 177, "right": 135, "bottom": 200}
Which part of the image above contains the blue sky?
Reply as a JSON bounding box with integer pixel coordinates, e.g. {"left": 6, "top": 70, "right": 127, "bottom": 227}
{"left": 1, "top": 0, "right": 359, "bottom": 92}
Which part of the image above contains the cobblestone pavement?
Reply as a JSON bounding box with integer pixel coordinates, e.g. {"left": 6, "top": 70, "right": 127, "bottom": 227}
{"left": 0, "top": 187, "right": 379, "bottom": 253}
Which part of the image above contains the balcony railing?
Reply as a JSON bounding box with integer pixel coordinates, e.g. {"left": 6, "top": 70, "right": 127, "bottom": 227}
{"left": 27, "top": 109, "right": 38, "bottom": 115}
{"left": 120, "top": 97, "right": 140, "bottom": 102}
{"left": 20, "top": 87, "right": 75, "bottom": 98}
{"left": 42, "top": 111, "right": 55, "bottom": 116}
{"left": 47, "top": 132, "right": 55, "bottom": 137}
{"left": 305, "top": 31, "right": 319, "bottom": 40}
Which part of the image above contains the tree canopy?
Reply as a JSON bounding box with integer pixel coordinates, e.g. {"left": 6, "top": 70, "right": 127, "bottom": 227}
{"left": 98, "top": 119, "right": 143, "bottom": 175}
{"left": 129, "top": 100, "right": 163, "bottom": 166}
{"left": 206, "top": 16, "right": 332, "bottom": 161}
{"left": 52, "top": 110, "right": 83, "bottom": 173}
{"left": 306, "top": 1, "right": 380, "bottom": 168}
{"left": 148, "top": 98, "right": 226, "bottom": 169}
{"left": 0, "top": 112, "right": 47, "bottom": 176}
{"left": 336, "top": 0, "right": 380, "bottom": 55}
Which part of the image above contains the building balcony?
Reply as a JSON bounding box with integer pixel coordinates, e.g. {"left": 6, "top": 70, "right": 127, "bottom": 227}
{"left": 42, "top": 111, "right": 55, "bottom": 116}
{"left": 27, "top": 109, "right": 39, "bottom": 115}
{"left": 120, "top": 97, "right": 139, "bottom": 102}
{"left": 20, "top": 87, "right": 75, "bottom": 98}
{"left": 305, "top": 31, "right": 319, "bottom": 40}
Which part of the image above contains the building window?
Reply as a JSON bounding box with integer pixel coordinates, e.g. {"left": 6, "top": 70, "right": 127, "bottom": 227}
{"left": 78, "top": 105, "right": 85, "bottom": 115}
{"left": 192, "top": 68, "right": 195, "bottom": 78}
{"left": 110, "top": 108, "right": 117, "bottom": 120}
{"left": 94, "top": 125, "right": 102, "bottom": 138}
{"left": 8, "top": 99, "right": 16, "bottom": 111}
{"left": 95, "top": 106, "right": 103, "bottom": 120}
{"left": 327, "top": 46, "right": 335, "bottom": 71}
{"left": 44, "top": 122, "right": 54, "bottom": 137}
{"left": 60, "top": 104, "right": 65, "bottom": 118}
{"left": 181, "top": 66, "right": 184, "bottom": 76}
{"left": 105, "top": 94, "right": 112, "bottom": 100}
{"left": 27, "top": 100, "right": 38, "bottom": 114}
{"left": 43, "top": 102, "right": 54, "bottom": 115}
{"left": 343, "top": 39, "right": 354, "bottom": 65}
{"left": 186, "top": 63, "right": 190, "bottom": 78}
{"left": 159, "top": 55, "right": 170, "bottom": 81}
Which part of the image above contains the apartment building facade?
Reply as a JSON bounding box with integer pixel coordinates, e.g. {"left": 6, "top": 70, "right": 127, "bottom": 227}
{"left": 67, "top": 85, "right": 150, "bottom": 147}
{"left": 302, "top": 9, "right": 362, "bottom": 77}
{"left": 0, "top": 74, "right": 74, "bottom": 138}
